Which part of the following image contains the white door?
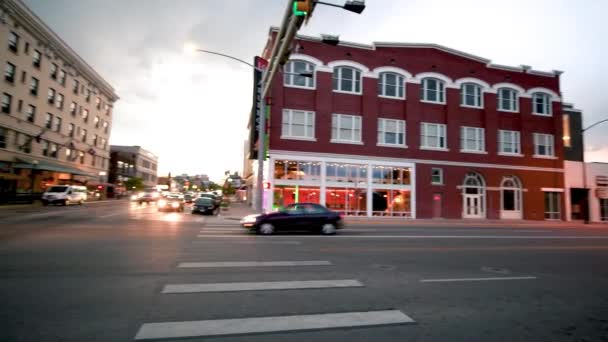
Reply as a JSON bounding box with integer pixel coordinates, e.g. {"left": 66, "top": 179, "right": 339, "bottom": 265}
{"left": 463, "top": 194, "right": 484, "bottom": 218}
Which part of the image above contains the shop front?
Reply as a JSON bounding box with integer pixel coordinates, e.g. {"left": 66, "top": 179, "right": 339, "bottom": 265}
{"left": 269, "top": 154, "right": 415, "bottom": 218}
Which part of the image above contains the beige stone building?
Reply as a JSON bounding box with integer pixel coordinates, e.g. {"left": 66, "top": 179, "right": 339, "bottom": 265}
{"left": 0, "top": 0, "right": 118, "bottom": 200}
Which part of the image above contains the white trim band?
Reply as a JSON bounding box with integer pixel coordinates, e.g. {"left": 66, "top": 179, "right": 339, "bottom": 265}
{"left": 162, "top": 280, "right": 363, "bottom": 294}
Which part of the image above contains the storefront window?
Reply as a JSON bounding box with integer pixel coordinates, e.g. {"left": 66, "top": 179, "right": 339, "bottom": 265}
{"left": 600, "top": 199, "right": 608, "bottom": 221}
{"left": 372, "top": 166, "right": 411, "bottom": 185}
{"left": 325, "top": 188, "right": 367, "bottom": 216}
{"left": 274, "top": 160, "right": 286, "bottom": 179}
{"left": 326, "top": 163, "right": 365, "bottom": 184}
{"left": 372, "top": 189, "right": 411, "bottom": 217}
{"left": 273, "top": 186, "right": 320, "bottom": 209}
{"left": 274, "top": 160, "right": 321, "bottom": 181}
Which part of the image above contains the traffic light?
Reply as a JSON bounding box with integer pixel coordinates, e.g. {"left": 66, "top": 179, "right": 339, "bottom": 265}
{"left": 293, "top": 0, "right": 312, "bottom": 17}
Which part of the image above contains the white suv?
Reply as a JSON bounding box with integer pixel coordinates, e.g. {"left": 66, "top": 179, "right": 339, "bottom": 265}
{"left": 41, "top": 185, "right": 87, "bottom": 206}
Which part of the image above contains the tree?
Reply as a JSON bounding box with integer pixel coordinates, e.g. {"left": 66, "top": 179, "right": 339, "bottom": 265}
{"left": 124, "top": 177, "right": 145, "bottom": 191}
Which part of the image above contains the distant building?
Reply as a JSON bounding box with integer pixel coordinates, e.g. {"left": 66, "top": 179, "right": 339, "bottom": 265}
{"left": 108, "top": 145, "right": 158, "bottom": 188}
{"left": 0, "top": 0, "right": 118, "bottom": 201}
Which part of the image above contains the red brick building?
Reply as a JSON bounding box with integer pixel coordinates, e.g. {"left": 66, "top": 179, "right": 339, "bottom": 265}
{"left": 256, "top": 28, "right": 565, "bottom": 220}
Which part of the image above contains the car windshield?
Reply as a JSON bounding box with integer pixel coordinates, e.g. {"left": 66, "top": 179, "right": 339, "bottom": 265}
{"left": 46, "top": 186, "right": 68, "bottom": 193}
{"left": 195, "top": 198, "right": 213, "bottom": 205}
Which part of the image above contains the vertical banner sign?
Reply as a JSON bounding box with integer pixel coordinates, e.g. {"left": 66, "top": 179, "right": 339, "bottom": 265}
{"left": 248, "top": 56, "right": 269, "bottom": 160}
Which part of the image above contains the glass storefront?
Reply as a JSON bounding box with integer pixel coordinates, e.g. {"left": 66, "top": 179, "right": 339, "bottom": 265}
{"left": 325, "top": 188, "right": 367, "bottom": 216}
{"left": 274, "top": 160, "right": 321, "bottom": 181}
{"left": 273, "top": 186, "right": 320, "bottom": 209}
{"left": 371, "top": 189, "right": 412, "bottom": 217}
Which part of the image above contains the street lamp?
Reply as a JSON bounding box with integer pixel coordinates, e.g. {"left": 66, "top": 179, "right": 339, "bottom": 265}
{"left": 581, "top": 118, "right": 608, "bottom": 223}
{"left": 186, "top": 45, "right": 313, "bottom": 213}
{"left": 314, "top": 0, "right": 366, "bottom": 14}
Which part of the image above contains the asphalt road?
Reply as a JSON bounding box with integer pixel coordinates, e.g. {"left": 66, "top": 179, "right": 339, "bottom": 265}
{"left": 1, "top": 200, "right": 608, "bottom": 342}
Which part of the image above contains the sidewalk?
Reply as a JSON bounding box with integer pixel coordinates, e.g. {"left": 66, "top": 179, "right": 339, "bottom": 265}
{"left": 344, "top": 217, "right": 608, "bottom": 229}
{"left": 219, "top": 201, "right": 256, "bottom": 220}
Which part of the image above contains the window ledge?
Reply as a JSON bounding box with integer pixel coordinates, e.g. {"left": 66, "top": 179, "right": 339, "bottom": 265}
{"left": 431, "top": 182, "right": 444, "bottom": 186}
{"left": 377, "top": 143, "right": 408, "bottom": 149}
{"left": 460, "top": 104, "right": 483, "bottom": 110}
{"left": 498, "top": 152, "right": 524, "bottom": 157}
{"left": 330, "top": 139, "right": 364, "bottom": 145}
{"left": 498, "top": 109, "right": 519, "bottom": 113}
{"left": 284, "top": 84, "right": 316, "bottom": 91}
{"left": 378, "top": 94, "right": 405, "bottom": 100}
{"left": 420, "top": 99, "right": 446, "bottom": 105}
{"left": 333, "top": 89, "right": 362, "bottom": 96}
{"left": 420, "top": 146, "right": 449, "bottom": 152}
{"left": 280, "top": 136, "right": 317, "bottom": 142}
{"left": 532, "top": 112, "right": 552, "bottom": 117}
{"left": 533, "top": 155, "right": 558, "bottom": 160}
{"left": 460, "top": 150, "right": 488, "bottom": 154}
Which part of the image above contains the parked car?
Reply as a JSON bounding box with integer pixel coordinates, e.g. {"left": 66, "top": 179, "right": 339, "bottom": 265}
{"left": 183, "top": 193, "right": 195, "bottom": 203}
{"left": 138, "top": 189, "right": 160, "bottom": 204}
{"left": 240, "top": 203, "right": 343, "bottom": 235}
{"left": 191, "top": 197, "right": 218, "bottom": 215}
{"left": 41, "top": 185, "right": 87, "bottom": 206}
{"left": 157, "top": 196, "right": 184, "bottom": 212}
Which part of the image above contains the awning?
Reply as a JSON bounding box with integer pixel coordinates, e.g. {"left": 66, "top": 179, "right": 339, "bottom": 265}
{"left": 13, "top": 160, "right": 95, "bottom": 177}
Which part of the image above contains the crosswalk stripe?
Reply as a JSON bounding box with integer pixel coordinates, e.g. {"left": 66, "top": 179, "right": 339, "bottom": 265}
{"left": 191, "top": 240, "right": 301, "bottom": 245}
{"left": 178, "top": 261, "right": 331, "bottom": 268}
{"left": 420, "top": 276, "right": 537, "bottom": 283}
{"left": 134, "top": 309, "right": 414, "bottom": 340}
{"left": 162, "top": 279, "right": 363, "bottom": 294}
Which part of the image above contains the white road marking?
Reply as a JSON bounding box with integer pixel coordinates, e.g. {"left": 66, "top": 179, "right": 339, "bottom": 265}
{"left": 178, "top": 261, "right": 332, "bottom": 268}
{"left": 98, "top": 212, "right": 122, "bottom": 218}
{"left": 192, "top": 234, "right": 608, "bottom": 239}
{"left": 191, "top": 240, "right": 301, "bottom": 245}
{"left": 162, "top": 279, "right": 363, "bottom": 294}
{"left": 134, "top": 310, "right": 414, "bottom": 340}
{"left": 420, "top": 276, "right": 537, "bottom": 283}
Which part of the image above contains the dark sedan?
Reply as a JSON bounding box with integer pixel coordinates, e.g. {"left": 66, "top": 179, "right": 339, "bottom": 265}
{"left": 240, "top": 203, "right": 343, "bottom": 235}
{"left": 192, "top": 197, "right": 218, "bottom": 215}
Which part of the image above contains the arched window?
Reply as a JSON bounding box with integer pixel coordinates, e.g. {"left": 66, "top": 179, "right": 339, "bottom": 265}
{"left": 497, "top": 87, "right": 518, "bottom": 112}
{"left": 283, "top": 60, "right": 315, "bottom": 88}
{"left": 420, "top": 78, "right": 445, "bottom": 103}
{"left": 463, "top": 172, "right": 485, "bottom": 194}
{"left": 500, "top": 176, "right": 522, "bottom": 219}
{"left": 333, "top": 66, "right": 362, "bottom": 94}
{"left": 378, "top": 72, "right": 405, "bottom": 98}
{"left": 460, "top": 83, "right": 482, "bottom": 107}
{"left": 532, "top": 92, "right": 552, "bottom": 116}
{"left": 462, "top": 172, "right": 486, "bottom": 218}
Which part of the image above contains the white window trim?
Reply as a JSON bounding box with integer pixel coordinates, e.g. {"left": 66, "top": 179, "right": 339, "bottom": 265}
{"left": 377, "top": 118, "right": 406, "bottom": 147}
{"left": 420, "top": 99, "right": 446, "bottom": 105}
{"left": 497, "top": 88, "right": 520, "bottom": 112}
{"left": 498, "top": 130, "right": 521, "bottom": 155}
{"left": 533, "top": 155, "right": 558, "bottom": 160}
{"left": 331, "top": 113, "right": 362, "bottom": 144}
{"left": 460, "top": 104, "right": 484, "bottom": 109}
{"left": 420, "top": 78, "right": 446, "bottom": 104}
{"left": 431, "top": 168, "right": 444, "bottom": 185}
{"left": 281, "top": 109, "right": 316, "bottom": 140}
{"left": 460, "top": 83, "right": 484, "bottom": 108}
{"left": 498, "top": 152, "right": 524, "bottom": 157}
{"left": 283, "top": 60, "right": 316, "bottom": 90}
{"left": 420, "top": 122, "right": 447, "bottom": 150}
{"left": 533, "top": 133, "right": 555, "bottom": 158}
{"left": 378, "top": 72, "right": 406, "bottom": 99}
{"left": 332, "top": 66, "right": 362, "bottom": 95}
{"left": 531, "top": 92, "right": 553, "bottom": 116}
{"left": 460, "top": 126, "right": 486, "bottom": 153}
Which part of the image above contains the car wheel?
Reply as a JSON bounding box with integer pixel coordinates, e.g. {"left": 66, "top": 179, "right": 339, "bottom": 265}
{"left": 62, "top": 199, "right": 68, "bottom": 206}
{"left": 259, "top": 223, "right": 275, "bottom": 235}
{"left": 79, "top": 200, "right": 84, "bottom": 205}
{"left": 321, "top": 223, "right": 337, "bottom": 235}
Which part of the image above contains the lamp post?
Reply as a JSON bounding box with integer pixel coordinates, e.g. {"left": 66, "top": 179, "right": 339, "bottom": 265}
{"left": 581, "top": 118, "right": 608, "bottom": 223}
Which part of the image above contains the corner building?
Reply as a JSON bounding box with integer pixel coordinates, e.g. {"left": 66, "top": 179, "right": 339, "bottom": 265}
{"left": 260, "top": 28, "right": 565, "bottom": 220}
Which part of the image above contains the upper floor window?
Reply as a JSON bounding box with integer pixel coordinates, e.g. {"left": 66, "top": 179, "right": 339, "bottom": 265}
{"left": 56, "top": 93, "right": 64, "bottom": 109}
{"left": 47, "top": 88, "right": 56, "bottom": 104}
{"left": 378, "top": 118, "right": 406, "bottom": 146}
{"left": 33, "top": 50, "right": 41, "bottom": 68}
{"left": 70, "top": 102, "right": 77, "bottom": 116}
{"left": 44, "top": 113, "right": 53, "bottom": 129}
{"left": 50, "top": 63, "right": 58, "bottom": 80}
{"left": 331, "top": 113, "right": 362, "bottom": 143}
{"left": 532, "top": 92, "right": 552, "bottom": 116}
{"left": 8, "top": 32, "right": 19, "bottom": 53}
{"left": 378, "top": 72, "right": 404, "bottom": 98}
{"left": 498, "top": 130, "right": 521, "bottom": 155}
{"left": 281, "top": 109, "right": 315, "bottom": 140}
{"left": 81, "top": 128, "right": 87, "bottom": 142}
{"left": 103, "top": 121, "right": 109, "bottom": 134}
{"left": 82, "top": 109, "right": 89, "bottom": 122}
{"left": 420, "top": 78, "right": 445, "bottom": 103}
{"left": 461, "top": 83, "right": 482, "bottom": 108}
{"left": 284, "top": 60, "right": 314, "bottom": 88}
{"left": 94, "top": 115, "right": 100, "bottom": 128}
{"left": 562, "top": 114, "right": 571, "bottom": 148}
{"left": 104, "top": 103, "right": 111, "bottom": 115}
{"left": 497, "top": 87, "right": 518, "bottom": 112}
{"left": 534, "top": 133, "right": 554, "bottom": 157}
{"left": 96, "top": 97, "right": 102, "bottom": 109}
{"left": 420, "top": 122, "right": 447, "bottom": 150}
{"left": 30, "top": 77, "right": 39, "bottom": 95}
{"left": 73, "top": 79, "right": 79, "bottom": 94}
{"left": 58, "top": 70, "right": 66, "bottom": 86}
{"left": 68, "top": 123, "right": 75, "bottom": 137}
{"left": 5, "top": 62, "right": 16, "bottom": 83}
{"left": 460, "top": 126, "right": 485, "bottom": 153}
{"left": 333, "top": 66, "right": 361, "bottom": 94}
{"left": 53, "top": 116, "right": 62, "bottom": 132}
{"left": 0, "top": 127, "right": 6, "bottom": 149}
{"left": 431, "top": 168, "right": 443, "bottom": 185}
{"left": 1, "top": 93, "right": 12, "bottom": 114}
{"left": 26, "top": 105, "right": 36, "bottom": 122}
{"left": 85, "top": 88, "right": 91, "bottom": 102}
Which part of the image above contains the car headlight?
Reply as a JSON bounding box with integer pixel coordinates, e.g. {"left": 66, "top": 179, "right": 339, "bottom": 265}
{"left": 171, "top": 202, "right": 179, "bottom": 208}
{"left": 130, "top": 194, "right": 137, "bottom": 201}
{"left": 158, "top": 199, "right": 167, "bottom": 207}
{"left": 240, "top": 214, "right": 260, "bottom": 224}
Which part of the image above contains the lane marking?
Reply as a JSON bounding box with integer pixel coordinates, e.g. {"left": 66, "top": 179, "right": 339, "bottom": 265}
{"left": 134, "top": 310, "right": 414, "bottom": 340}
{"left": 99, "top": 212, "right": 123, "bottom": 218}
{"left": 420, "top": 276, "right": 537, "bottom": 283}
{"left": 193, "top": 234, "right": 608, "bottom": 239}
{"left": 191, "top": 240, "right": 301, "bottom": 245}
{"left": 162, "top": 279, "right": 363, "bottom": 294}
{"left": 178, "top": 261, "right": 331, "bottom": 268}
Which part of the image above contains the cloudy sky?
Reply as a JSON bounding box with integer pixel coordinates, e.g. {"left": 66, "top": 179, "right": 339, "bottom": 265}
{"left": 25, "top": 0, "right": 608, "bottom": 182}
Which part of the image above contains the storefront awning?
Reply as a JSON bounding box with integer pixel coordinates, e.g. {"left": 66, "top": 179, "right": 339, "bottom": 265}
{"left": 13, "top": 160, "right": 95, "bottom": 177}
